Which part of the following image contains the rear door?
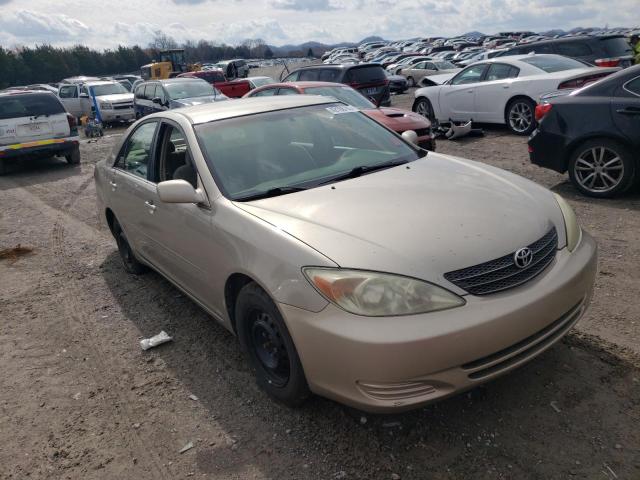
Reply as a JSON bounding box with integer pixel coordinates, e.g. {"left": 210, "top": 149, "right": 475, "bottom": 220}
{"left": 58, "top": 85, "right": 81, "bottom": 117}
{"left": 473, "top": 63, "right": 520, "bottom": 122}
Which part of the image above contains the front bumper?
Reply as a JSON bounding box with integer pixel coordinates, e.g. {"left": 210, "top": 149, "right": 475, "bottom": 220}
{"left": 280, "top": 232, "right": 597, "bottom": 412}
{"left": 100, "top": 109, "right": 135, "bottom": 122}
{"left": 0, "top": 137, "right": 79, "bottom": 159}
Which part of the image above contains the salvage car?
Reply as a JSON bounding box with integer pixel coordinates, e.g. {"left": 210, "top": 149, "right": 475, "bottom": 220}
{"left": 283, "top": 64, "right": 391, "bottom": 106}
{"left": 134, "top": 78, "right": 227, "bottom": 118}
{"left": 0, "top": 90, "right": 80, "bottom": 174}
{"left": 529, "top": 65, "right": 640, "bottom": 198}
{"left": 413, "top": 54, "right": 618, "bottom": 134}
{"left": 400, "top": 60, "right": 460, "bottom": 87}
{"left": 245, "top": 81, "right": 434, "bottom": 150}
{"left": 58, "top": 80, "right": 135, "bottom": 123}
{"left": 177, "top": 70, "right": 251, "bottom": 98}
{"left": 95, "top": 95, "right": 597, "bottom": 412}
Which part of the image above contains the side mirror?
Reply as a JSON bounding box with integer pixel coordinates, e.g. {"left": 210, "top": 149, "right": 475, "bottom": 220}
{"left": 152, "top": 97, "right": 162, "bottom": 104}
{"left": 401, "top": 130, "right": 419, "bottom": 146}
{"left": 157, "top": 180, "right": 207, "bottom": 204}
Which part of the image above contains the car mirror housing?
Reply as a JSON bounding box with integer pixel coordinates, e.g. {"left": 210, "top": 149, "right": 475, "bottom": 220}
{"left": 401, "top": 130, "right": 419, "bottom": 146}
{"left": 157, "top": 180, "right": 207, "bottom": 204}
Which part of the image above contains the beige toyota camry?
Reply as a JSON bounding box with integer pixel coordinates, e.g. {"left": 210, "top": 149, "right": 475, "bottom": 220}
{"left": 94, "top": 96, "right": 597, "bottom": 412}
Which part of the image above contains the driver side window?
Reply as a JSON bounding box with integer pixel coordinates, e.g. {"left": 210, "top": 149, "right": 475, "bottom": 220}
{"left": 115, "top": 121, "right": 158, "bottom": 180}
{"left": 450, "top": 64, "right": 487, "bottom": 85}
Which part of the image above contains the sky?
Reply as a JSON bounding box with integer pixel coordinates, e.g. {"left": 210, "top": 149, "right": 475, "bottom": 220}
{"left": 0, "top": 0, "right": 638, "bottom": 49}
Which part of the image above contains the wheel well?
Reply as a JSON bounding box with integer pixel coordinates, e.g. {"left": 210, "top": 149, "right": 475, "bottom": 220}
{"left": 225, "top": 273, "right": 255, "bottom": 333}
{"left": 105, "top": 208, "right": 116, "bottom": 234}
{"left": 504, "top": 95, "right": 535, "bottom": 123}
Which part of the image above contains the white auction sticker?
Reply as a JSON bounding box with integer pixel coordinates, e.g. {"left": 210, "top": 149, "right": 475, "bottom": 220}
{"left": 325, "top": 105, "right": 359, "bottom": 115}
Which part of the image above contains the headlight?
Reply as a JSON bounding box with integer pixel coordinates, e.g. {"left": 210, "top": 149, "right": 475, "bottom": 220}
{"left": 303, "top": 268, "right": 465, "bottom": 317}
{"left": 554, "top": 193, "right": 582, "bottom": 252}
{"left": 100, "top": 102, "right": 112, "bottom": 110}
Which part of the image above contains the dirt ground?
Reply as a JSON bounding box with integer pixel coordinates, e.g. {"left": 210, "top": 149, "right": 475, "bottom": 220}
{"left": 1, "top": 78, "right": 640, "bottom": 479}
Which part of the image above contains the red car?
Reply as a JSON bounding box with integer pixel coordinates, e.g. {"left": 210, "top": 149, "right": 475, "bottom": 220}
{"left": 244, "top": 81, "right": 435, "bottom": 150}
{"left": 178, "top": 70, "right": 250, "bottom": 98}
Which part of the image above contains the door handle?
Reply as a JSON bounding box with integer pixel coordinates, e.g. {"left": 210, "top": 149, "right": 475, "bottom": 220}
{"left": 144, "top": 201, "right": 156, "bottom": 213}
{"left": 616, "top": 108, "right": 640, "bottom": 115}
{"left": 467, "top": 90, "right": 473, "bottom": 93}
{"left": 109, "top": 181, "right": 117, "bottom": 191}
{"left": 502, "top": 85, "right": 510, "bottom": 89}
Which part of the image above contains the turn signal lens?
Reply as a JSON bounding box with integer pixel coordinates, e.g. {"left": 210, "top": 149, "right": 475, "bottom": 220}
{"left": 554, "top": 193, "right": 582, "bottom": 252}
{"left": 303, "top": 268, "right": 465, "bottom": 317}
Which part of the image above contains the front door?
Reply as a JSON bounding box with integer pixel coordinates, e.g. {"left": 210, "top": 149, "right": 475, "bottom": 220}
{"left": 440, "top": 64, "right": 488, "bottom": 121}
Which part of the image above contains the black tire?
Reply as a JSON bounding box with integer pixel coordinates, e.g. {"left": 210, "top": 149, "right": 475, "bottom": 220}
{"left": 505, "top": 97, "right": 536, "bottom": 135}
{"left": 0, "top": 160, "right": 7, "bottom": 176}
{"left": 236, "top": 283, "right": 310, "bottom": 407}
{"left": 413, "top": 97, "right": 435, "bottom": 123}
{"left": 407, "top": 76, "right": 415, "bottom": 88}
{"left": 568, "top": 138, "right": 636, "bottom": 198}
{"left": 113, "top": 219, "right": 148, "bottom": 274}
{"left": 65, "top": 147, "right": 80, "bottom": 165}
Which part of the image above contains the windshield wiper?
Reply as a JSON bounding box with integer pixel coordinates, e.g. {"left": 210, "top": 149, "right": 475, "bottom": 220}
{"left": 318, "top": 159, "right": 409, "bottom": 185}
{"left": 234, "top": 186, "right": 308, "bottom": 202}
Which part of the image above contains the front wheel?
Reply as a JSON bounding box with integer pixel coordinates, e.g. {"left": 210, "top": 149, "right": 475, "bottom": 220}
{"left": 568, "top": 139, "right": 636, "bottom": 198}
{"left": 113, "top": 219, "right": 148, "bottom": 274}
{"left": 505, "top": 98, "right": 536, "bottom": 135}
{"left": 414, "top": 97, "right": 435, "bottom": 123}
{"left": 236, "top": 283, "right": 310, "bottom": 407}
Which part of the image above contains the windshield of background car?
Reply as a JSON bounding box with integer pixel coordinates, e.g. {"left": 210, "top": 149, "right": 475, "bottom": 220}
{"left": 346, "top": 66, "right": 387, "bottom": 84}
{"left": 92, "top": 83, "right": 129, "bottom": 96}
{"left": 520, "top": 56, "right": 587, "bottom": 73}
{"left": 195, "top": 103, "right": 420, "bottom": 200}
{"left": 166, "top": 81, "right": 215, "bottom": 100}
{"left": 251, "top": 77, "right": 275, "bottom": 88}
{"left": 434, "top": 61, "right": 456, "bottom": 69}
{"left": 0, "top": 93, "right": 65, "bottom": 120}
{"left": 601, "top": 37, "right": 634, "bottom": 57}
{"left": 304, "top": 86, "right": 375, "bottom": 109}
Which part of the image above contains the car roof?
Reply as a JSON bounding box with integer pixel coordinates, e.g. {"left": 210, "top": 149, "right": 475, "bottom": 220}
{"left": 85, "top": 80, "right": 120, "bottom": 87}
{"left": 473, "top": 54, "right": 583, "bottom": 66}
{"left": 0, "top": 89, "right": 56, "bottom": 97}
{"left": 258, "top": 81, "right": 347, "bottom": 89}
{"left": 166, "top": 95, "right": 337, "bottom": 125}
{"left": 291, "top": 63, "right": 380, "bottom": 71}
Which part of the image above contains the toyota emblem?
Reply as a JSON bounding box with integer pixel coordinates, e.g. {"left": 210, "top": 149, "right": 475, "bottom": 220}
{"left": 513, "top": 247, "right": 533, "bottom": 269}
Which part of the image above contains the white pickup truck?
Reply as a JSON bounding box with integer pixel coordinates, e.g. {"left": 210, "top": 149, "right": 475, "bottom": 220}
{"left": 0, "top": 90, "right": 80, "bottom": 174}
{"left": 58, "top": 80, "right": 135, "bottom": 123}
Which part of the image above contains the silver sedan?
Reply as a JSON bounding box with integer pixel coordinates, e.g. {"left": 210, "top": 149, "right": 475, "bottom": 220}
{"left": 94, "top": 96, "right": 597, "bottom": 412}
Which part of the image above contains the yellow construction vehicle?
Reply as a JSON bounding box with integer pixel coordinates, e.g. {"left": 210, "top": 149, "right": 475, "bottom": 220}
{"left": 140, "top": 49, "right": 201, "bottom": 80}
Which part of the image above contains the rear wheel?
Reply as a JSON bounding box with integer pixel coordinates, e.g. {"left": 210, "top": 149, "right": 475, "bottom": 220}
{"left": 506, "top": 97, "right": 536, "bottom": 135}
{"left": 113, "top": 219, "right": 148, "bottom": 274}
{"left": 65, "top": 147, "right": 80, "bottom": 165}
{"left": 236, "top": 283, "right": 310, "bottom": 407}
{"left": 568, "top": 139, "right": 636, "bottom": 198}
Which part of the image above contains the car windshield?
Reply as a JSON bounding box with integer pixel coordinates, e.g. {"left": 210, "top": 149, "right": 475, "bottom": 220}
{"left": 91, "top": 83, "right": 128, "bottom": 96}
{"left": 0, "top": 93, "right": 64, "bottom": 120}
{"left": 303, "top": 86, "right": 375, "bottom": 109}
{"left": 165, "top": 81, "right": 214, "bottom": 100}
{"left": 195, "top": 103, "right": 421, "bottom": 201}
{"left": 434, "top": 61, "right": 456, "bottom": 69}
{"left": 520, "top": 56, "right": 587, "bottom": 73}
{"left": 251, "top": 77, "right": 275, "bottom": 88}
{"left": 601, "top": 37, "right": 633, "bottom": 57}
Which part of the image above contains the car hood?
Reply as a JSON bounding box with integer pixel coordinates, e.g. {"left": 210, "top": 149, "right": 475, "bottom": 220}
{"left": 365, "top": 107, "right": 431, "bottom": 130}
{"left": 171, "top": 95, "right": 228, "bottom": 107}
{"left": 234, "top": 153, "right": 566, "bottom": 291}
{"left": 97, "top": 93, "right": 133, "bottom": 102}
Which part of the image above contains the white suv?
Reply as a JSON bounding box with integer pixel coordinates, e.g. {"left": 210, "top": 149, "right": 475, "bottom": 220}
{"left": 0, "top": 90, "right": 80, "bottom": 174}
{"left": 58, "top": 81, "right": 135, "bottom": 123}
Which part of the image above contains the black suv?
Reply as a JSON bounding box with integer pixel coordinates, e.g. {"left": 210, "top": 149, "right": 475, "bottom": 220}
{"left": 282, "top": 64, "right": 391, "bottom": 106}
{"left": 497, "top": 35, "right": 634, "bottom": 68}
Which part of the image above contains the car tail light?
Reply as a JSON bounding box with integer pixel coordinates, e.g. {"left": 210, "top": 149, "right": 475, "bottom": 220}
{"left": 67, "top": 113, "right": 78, "bottom": 135}
{"left": 594, "top": 58, "right": 620, "bottom": 67}
{"left": 557, "top": 72, "right": 612, "bottom": 90}
{"left": 535, "top": 103, "right": 552, "bottom": 121}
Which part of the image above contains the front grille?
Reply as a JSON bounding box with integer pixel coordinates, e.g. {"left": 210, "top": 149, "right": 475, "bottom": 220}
{"left": 444, "top": 227, "right": 558, "bottom": 295}
{"left": 113, "top": 103, "right": 133, "bottom": 110}
{"left": 462, "top": 300, "right": 583, "bottom": 380}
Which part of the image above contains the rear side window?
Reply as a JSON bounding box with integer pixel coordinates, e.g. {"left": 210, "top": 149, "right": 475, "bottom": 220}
{"left": 520, "top": 56, "right": 587, "bottom": 73}
{"left": 0, "top": 93, "right": 65, "bottom": 120}
{"left": 601, "top": 37, "right": 634, "bottom": 57}
{"left": 625, "top": 77, "right": 640, "bottom": 96}
{"left": 135, "top": 85, "right": 145, "bottom": 99}
{"left": 485, "top": 63, "right": 519, "bottom": 81}
{"left": 556, "top": 42, "right": 593, "bottom": 57}
{"left": 346, "top": 66, "right": 386, "bottom": 84}
{"left": 59, "top": 85, "right": 78, "bottom": 98}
